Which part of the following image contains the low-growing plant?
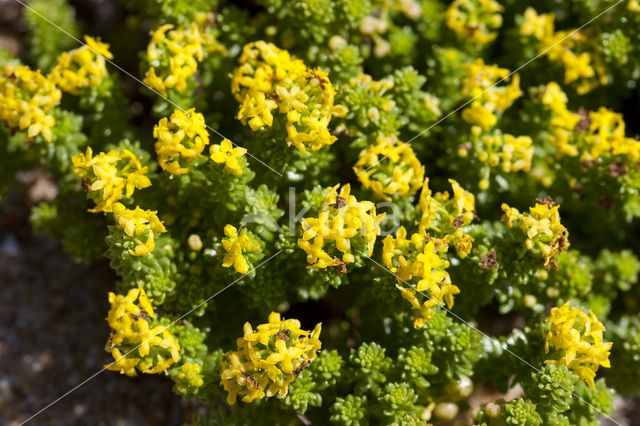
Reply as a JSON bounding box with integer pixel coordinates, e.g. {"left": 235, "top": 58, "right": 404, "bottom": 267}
{"left": 3, "top": 0, "right": 640, "bottom": 424}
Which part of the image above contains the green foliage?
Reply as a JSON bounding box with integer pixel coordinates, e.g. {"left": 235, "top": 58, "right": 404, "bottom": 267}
{"left": 348, "top": 342, "right": 393, "bottom": 396}
{"left": 525, "top": 364, "right": 577, "bottom": 413}
{"left": 23, "top": 0, "right": 80, "bottom": 71}
{"left": 330, "top": 394, "right": 368, "bottom": 426}
{"left": 30, "top": 201, "right": 105, "bottom": 263}
{"left": 606, "top": 316, "right": 640, "bottom": 394}
{"left": 502, "top": 398, "right": 543, "bottom": 426}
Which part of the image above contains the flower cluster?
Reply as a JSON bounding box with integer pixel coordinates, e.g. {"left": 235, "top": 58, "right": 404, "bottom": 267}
{"left": 222, "top": 224, "right": 261, "bottom": 274}
{"left": 463, "top": 132, "right": 534, "bottom": 190}
{"left": 153, "top": 108, "right": 209, "bottom": 174}
{"left": 173, "top": 362, "right": 204, "bottom": 395}
{"left": 231, "top": 41, "right": 347, "bottom": 154}
{"left": 501, "top": 200, "right": 569, "bottom": 268}
{"left": 298, "top": 184, "right": 385, "bottom": 269}
{"left": 143, "top": 23, "right": 205, "bottom": 96}
{"left": 382, "top": 226, "right": 459, "bottom": 327}
{"left": 541, "top": 82, "right": 640, "bottom": 165}
{"left": 446, "top": 0, "right": 504, "bottom": 45}
{"left": 49, "top": 36, "right": 113, "bottom": 94}
{"left": 0, "top": 64, "right": 61, "bottom": 141}
{"left": 104, "top": 286, "right": 180, "bottom": 377}
{"left": 544, "top": 302, "right": 612, "bottom": 388}
{"left": 460, "top": 59, "right": 522, "bottom": 131}
{"left": 519, "top": 8, "right": 606, "bottom": 94}
{"left": 540, "top": 82, "right": 582, "bottom": 158}
{"left": 353, "top": 135, "right": 425, "bottom": 201}
{"left": 72, "top": 147, "right": 151, "bottom": 213}
{"left": 113, "top": 202, "right": 167, "bottom": 256}
{"left": 418, "top": 178, "right": 476, "bottom": 258}
{"left": 220, "top": 312, "right": 322, "bottom": 404}
{"left": 210, "top": 139, "right": 247, "bottom": 176}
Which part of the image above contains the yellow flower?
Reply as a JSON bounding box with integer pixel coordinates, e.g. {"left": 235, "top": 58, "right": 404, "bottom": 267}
{"left": 106, "top": 347, "right": 140, "bottom": 377}
{"left": 501, "top": 201, "right": 569, "bottom": 268}
{"left": 545, "top": 302, "right": 612, "bottom": 388}
{"left": 72, "top": 147, "right": 152, "bottom": 213}
{"left": 210, "top": 139, "right": 247, "bottom": 176}
{"left": 221, "top": 225, "right": 261, "bottom": 274}
{"left": 417, "top": 178, "right": 476, "bottom": 258}
{"left": 353, "top": 134, "right": 425, "bottom": 201}
{"left": 105, "top": 287, "right": 180, "bottom": 376}
{"left": 220, "top": 312, "right": 322, "bottom": 405}
{"left": 519, "top": 7, "right": 555, "bottom": 41}
{"left": 461, "top": 102, "right": 497, "bottom": 130}
{"left": 154, "top": 108, "right": 209, "bottom": 174}
{"left": 540, "top": 83, "right": 640, "bottom": 164}
{"left": 519, "top": 8, "right": 605, "bottom": 94}
{"left": 453, "top": 229, "right": 474, "bottom": 259}
{"left": 585, "top": 107, "right": 640, "bottom": 163}
{"left": 231, "top": 41, "right": 347, "bottom": 154}
{"left": 298, "top": 184, "right": 385, "bottom": 269}
{"left": 470, "top": 132, "right": 534, "bottom": 176}
{"left": 395, "top": 283, "right": 437, "bottom": 328}
{"left": 460, "top": 59, "right": 522, "bottom": 130}
{"left": 49, "top": 35, "right": 113, "bottom": 94}
{"left": 382, "top": 226, "right": 460, "bottom": 325}
{"left": 112, "top": 202, "right": 167, "bottom": 256}
{"left": 0, "top": 64, "right": 61, "bottom": 141}
{"left": 446, "top": 0, "right": 504, "bottom": 45}
{"left": 143, "top": 23, "right": 207, "bottom": 96}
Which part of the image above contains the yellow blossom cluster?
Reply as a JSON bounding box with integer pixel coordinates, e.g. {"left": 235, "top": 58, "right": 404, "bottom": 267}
{"left": 446, "top": 0, "right": 504, "bottom": 45}
{"left": 154, "top": 108, "right": 209, "bottom": 174}
{"left": 418, "top": 178, "right": 476, "bottom": 258}
{"left": 222, "top": 225, "right": 261, "bottom": 274}
{"left": 72, "top": 147, "right": 165, "bottom": 257}
{"left": 545, "top": 302, "right": 612, "bottom": 388}
{"left": 462, "top": 132, "right": 534, "bottom": 190}
{"left": 298, "top": 184, "right": 385, "bottom": 270}
{"left": 540, "top": 82, "right": 582, "bottom": 158}
{"left": 49, "top": 36, "right": 113, "bottom": 94}
{"left": 382, "top": 226, "right": 459, "bottom": 328}
{"left": 353, "top": 134, "right": 425, "bottom": 201}
{"left": 143, "top": 23, "right": 206, "bottom": 97}
{"left": 72, "top": 147, "right": 151, "bottom": 213}
{"left": 541, "top": 83, "right": 640, "bottom": 164}
{"left": 519, "top": 8, "right": 606, "bottom": 94}
{"left": 501, "top": 201, "right": 569, "bottom": 268}
{"left": 231, "top": 41, "right": 348, "bottom": 154}
{"left": 210, "top": 139, "right": 248, "bottom": 176}
{"left": 220, "top": 312, "right": 322, "bottom": 404}
{"left": 0, "top": 64, "right": 61, "bottom": 141}
{"left": 379, "top": 178, "right": 476, "bottom": 326}
{"left": 105, "top": 286, "right": 180, "bottom": 377}
{"left": 460, "top": 59, "right": 522, "bottom": 131}
{"left": 113, "top": 202, "right": 167, "bottom": 256}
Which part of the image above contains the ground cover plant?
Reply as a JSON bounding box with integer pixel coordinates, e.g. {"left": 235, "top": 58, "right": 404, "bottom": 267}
{"left": 3, "top": 0, "right": 640, "bottom": 424}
